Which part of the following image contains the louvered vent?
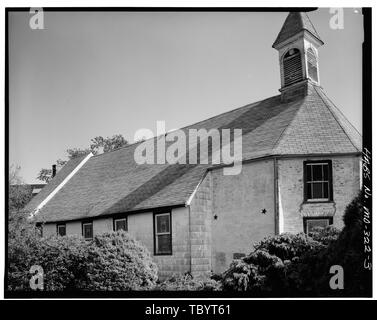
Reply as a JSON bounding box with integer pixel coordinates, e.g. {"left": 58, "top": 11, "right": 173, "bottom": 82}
{"left": 283, "top": 49, "right": 303, "bottom": 86}
{"left": 307, "top": 48, "right": 318, "bottom": 82}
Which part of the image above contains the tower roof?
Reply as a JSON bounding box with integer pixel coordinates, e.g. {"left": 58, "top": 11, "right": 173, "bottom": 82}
{"left": 272, "top": 12, "right": 323, "bottom": 48}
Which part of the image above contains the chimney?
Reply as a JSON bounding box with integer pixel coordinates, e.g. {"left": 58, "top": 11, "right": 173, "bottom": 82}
{"left": 52, "top": 164, "right": 57, "bottom": 178}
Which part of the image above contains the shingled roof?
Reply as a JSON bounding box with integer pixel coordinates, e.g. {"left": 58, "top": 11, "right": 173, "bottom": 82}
{"left": 25, "top": 83, "right": 361, "bottom": 223}
{"left": 272, "top": 12, "right": 323, "bottom": 48}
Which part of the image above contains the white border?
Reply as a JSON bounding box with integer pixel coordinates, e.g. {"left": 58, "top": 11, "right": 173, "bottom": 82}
{"left": 1, "top": 0, "right": 376, "bottom": 301}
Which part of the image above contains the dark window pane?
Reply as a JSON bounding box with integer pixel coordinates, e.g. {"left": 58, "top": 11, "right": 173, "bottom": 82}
{"left": 306, "top": 219, "right": 330, "bottom": 233}
{"left": 323, "top": 164, "right": 329, "bottom": 180}
{"left": 84, "top": 224, "right": 93, "bottom": 239}
{"left": 115, "top": 219, "right": 127, "bottom": 231}
{"left": 306, "top": 164, "right": 312, "bottom": 181}
{"left": 307, "top": 183, "right": 312, "bottom": 199}
{"left": 157, "top": 234, "right": 171, "bottom": 254}
{"left": 323, "top": 182, "right": 329, "bottom": 199}
{"left": 157, "top": 215, "right": 170, "bottom": 233}
{"left": 312, "top": 165, "right": 323, "bottom": 181}
{"left": 312, "top": 182, "right": 323, "bottom": 199}
{"left": 58, "top": 225, "right": 66, "bottom": 236}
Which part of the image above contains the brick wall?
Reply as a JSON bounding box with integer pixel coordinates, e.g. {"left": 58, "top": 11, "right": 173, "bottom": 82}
{"left": 278, "top": 155, "right": 361, "bottom": 233}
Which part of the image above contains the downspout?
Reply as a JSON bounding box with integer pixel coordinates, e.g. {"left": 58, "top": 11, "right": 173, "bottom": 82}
{"left": 273, "top": 157, "right": 280, "bottom": 235}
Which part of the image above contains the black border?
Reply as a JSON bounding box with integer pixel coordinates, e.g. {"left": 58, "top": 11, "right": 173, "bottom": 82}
{"left": 4, "top": 7, "right": 372, "bottom": 299}
{"left": 361, "top": 7, "right": 373, "bottom": 297}
{"left": 6, "top": 7, "right": 318, "bottom": 12}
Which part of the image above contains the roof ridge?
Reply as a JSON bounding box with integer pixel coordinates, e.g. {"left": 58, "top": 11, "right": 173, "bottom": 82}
{"left": 178, "top": 93, "right": 281, "bottom": 132}
{"left": 90, "top": 140, "right": 142, "bottom": 159}
{"left": 89, "top": 93, "right": 282, "bottom": 160}
{"left": 313, "top": 86, "right": 361, "bottom": 152}
{"left": 304, "top": 12, "right": 321, "bottom": 41}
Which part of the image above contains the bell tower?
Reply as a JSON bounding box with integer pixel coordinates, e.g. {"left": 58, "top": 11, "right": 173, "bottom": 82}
{"left": 272, "top": 12, "right": 324, "bottom": 102}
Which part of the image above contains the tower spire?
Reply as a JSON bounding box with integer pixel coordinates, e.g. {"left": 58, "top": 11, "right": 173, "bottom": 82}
{"left": 273, "top": 12, "right": 324, "bottom": 102}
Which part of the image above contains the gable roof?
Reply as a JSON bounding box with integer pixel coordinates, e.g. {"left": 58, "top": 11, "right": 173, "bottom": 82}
{"left": 272, "top": 12, "right": 323, "bottom": 48}
{"left": 27, "top": 83, "right": 361, "bottom": 223}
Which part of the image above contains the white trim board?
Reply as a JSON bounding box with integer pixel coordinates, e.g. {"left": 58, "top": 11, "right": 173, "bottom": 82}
{"left": 30, "top": 153, "right": 93, "bottom": 218}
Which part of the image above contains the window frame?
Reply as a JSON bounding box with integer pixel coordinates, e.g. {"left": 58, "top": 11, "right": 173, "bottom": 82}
{"left": 82, "top": 221, "right": 93, "bottom": 240}
{"left": 113, "top": 217, "right": 128, "bottom": 232}
{"left": 153, "top": 211, "right": 172, "bottom": 256}
{"left": 56, "top": 223, "right": 66, "bottom": 237}
{"left": 36, "top": 223, "right": 43, "bottom": 237}
{"left": 303, "top": 160, "right": 333, "bottom": 203}
{"left": 303, "top": 217, "right": 333, "bottom": 234}
{"left": 307, "top": 47, "right": 319, "bottom": 83}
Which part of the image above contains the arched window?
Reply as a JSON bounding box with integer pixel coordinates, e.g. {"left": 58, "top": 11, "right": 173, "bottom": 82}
{"left": 283, "top": 48, "right": 303, "bottom": 86}
{"left": 307, "top": 48, "right": 318, "bottom": 82}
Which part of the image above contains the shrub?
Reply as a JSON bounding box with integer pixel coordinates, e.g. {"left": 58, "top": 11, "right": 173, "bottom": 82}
{"left": 155, "top": 273, "right": 222, "bottom": 291}
{"left": 315, "top": 191, "right": 372, "bottom": 296}
{"left": 8, "top": 228, "right": 158, "bottom": 291}
{"left": 222, "top": 232, "right": 326, "bottom": 295}
{"left": 81, "top": 231, "right": 158, "bottom": 290}
{"left": 7, "top": 210, "right": 43, "bottom": 290}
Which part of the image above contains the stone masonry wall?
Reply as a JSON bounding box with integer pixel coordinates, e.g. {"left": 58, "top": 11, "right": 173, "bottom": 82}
{"left": 278, "top": 155, "right": 361, "bottom": 233}
{"left": 189, "top": 172, "right": 213, "bottom": 277}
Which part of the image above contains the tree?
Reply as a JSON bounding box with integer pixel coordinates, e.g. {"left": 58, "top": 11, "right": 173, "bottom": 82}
{"left": 37, "top": 134, "right": 128, "bottom": 183}
{"left": 9, "top": 165, "right": 33, "bottom": 212}
{"left": 89, "top": 134, "right": 128, "bottom": 154}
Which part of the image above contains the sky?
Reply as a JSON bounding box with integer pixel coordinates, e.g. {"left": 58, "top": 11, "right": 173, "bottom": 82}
{"left": 9, "top": 8, "right": 363, "bottom": 184}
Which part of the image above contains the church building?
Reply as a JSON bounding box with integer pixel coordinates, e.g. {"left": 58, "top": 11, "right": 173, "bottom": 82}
{"left": 25, "top": 12, "right": 362, "bottom": 278}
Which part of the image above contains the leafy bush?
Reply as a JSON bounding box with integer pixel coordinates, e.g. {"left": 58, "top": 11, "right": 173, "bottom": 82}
{"left": 222, "top": 232, "right": 328, "bottom": 295}
{"left": 314, "top": 191, "right": 372, "bottom": 296}
{"left": 8, "top": 209, "right": 47, "bottom": 290}
{"left": 81, "top": 231, "right": 158, "bottom": 290}
{"left": 8, "top": 228, "right": 158, "bottom": 291}
{"left": 155, "top": 273, "right": 222, "bottom": 291}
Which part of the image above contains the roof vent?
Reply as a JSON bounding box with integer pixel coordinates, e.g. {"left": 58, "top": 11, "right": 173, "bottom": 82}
{"left": 307, "top": 48, "right": 318, "bottom": 82}
{"left": 283, "top": 48, "right": 303, "bottom": 86}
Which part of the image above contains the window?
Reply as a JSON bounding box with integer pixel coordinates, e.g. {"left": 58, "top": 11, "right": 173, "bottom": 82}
{"left": 57, "top": 223, "right": 66, "bottom": 236}
{"left": 36, "top": 223, "right": 43, "bottom": 237}
{"left": 114, "top": 218, "right": 127, "bottom": 231}
{"left": 307, "top": 48, "right": 318, "bottom": 82}
{"left": 304, "top": 161, "right": 333, "bottom": 202}
{"left": 283, "top": 48, "right": 303, "bottom": 86}
{"left": 82, "top": 222, "right": 93, "bottom": 240}
{"left": 154, "top": 212, "right": 172, "bottom": 255}
{"left": 304, "top": 217, "right": 333, "bottom": 234}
